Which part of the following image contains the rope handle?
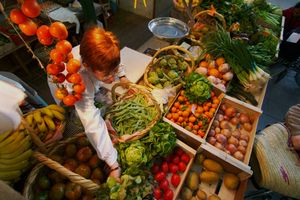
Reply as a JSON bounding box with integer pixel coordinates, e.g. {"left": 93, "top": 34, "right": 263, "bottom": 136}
{"left": 193, "top": 10, "right": 226, "bottom": 30}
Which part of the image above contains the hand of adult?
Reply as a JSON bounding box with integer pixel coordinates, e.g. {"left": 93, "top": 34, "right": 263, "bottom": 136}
{"left": 119, "top": 77, "right": 130, "bottom": 89}
{"left": 108, "top": 161, "right": 121, "bottom": 179}
{"left": 292, "top": 135, "right": 300, "bottom": 150}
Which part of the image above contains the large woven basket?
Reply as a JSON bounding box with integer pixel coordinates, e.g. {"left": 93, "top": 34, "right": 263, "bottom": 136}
{"left": 23, "top": 132, "right": 100, "bottom": 199}
{"left": 143, "top": 45, "right": 194, "bottom": 93}
{"left": 173, "top": 0, "right": 202, "bottom": 13}
{"left": 106, "top": 82, "right": 162, "bottom": 143}
{"left": 250, "top": 123, "right": 300, "bottom": 199}
{"left": 193, "top": 10, "right": 226, "bottom": 30}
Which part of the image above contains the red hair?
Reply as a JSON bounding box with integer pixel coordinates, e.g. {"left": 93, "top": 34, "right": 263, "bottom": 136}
{"left": 80, "top": 25, "right": 120, "bottom": 73}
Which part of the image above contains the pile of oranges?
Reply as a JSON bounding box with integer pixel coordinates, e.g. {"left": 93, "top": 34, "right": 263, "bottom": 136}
{"left": 165, "top": 90, "right": 221, "bottom": 138}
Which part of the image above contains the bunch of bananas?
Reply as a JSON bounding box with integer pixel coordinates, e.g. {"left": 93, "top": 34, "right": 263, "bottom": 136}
{"left": 25, "top": 104, "right": 66, "bottom": 143}
{"left": 0, "top": 128, "right": 33, "bottom": 184}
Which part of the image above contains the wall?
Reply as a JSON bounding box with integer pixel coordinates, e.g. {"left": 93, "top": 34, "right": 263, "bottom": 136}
{"left": 154, "top": 0, "right": 173, "bottom": 18}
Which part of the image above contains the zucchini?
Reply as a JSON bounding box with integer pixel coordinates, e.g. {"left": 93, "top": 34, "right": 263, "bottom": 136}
{"left": 231, "top": 88, "right": 258, "bottom": 106}
{"left": 226, "top": 91, "right": 247, "bottom": 103}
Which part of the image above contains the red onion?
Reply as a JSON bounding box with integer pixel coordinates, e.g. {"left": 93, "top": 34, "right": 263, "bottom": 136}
{"left": 224, "top": 149, "right": 231, "bottom": 155}
{"left": 207, "top": 136, "right": 216, "bottom": 145}
{"left": 220, "top": 121, "right": 230, "bottom": 129}
{"left": 239, "top": 140, "right": 248, "bottom": 147}
{"left": 236, "top": 112, "right": 241, "bottom": 118}
{"left": 228, "top": 136, "right": 239, "bottom": 146}
{"left": 214, "top": 142, "right": 224, "bottom": 150}
{"left": 238, "top": 146, "right": 247, "bottom": 154}
{"left": 221, "top": 129, "right": 231, "bottom": 138}
{"left": 215, "top": 127, "right": 221, "bottom": 134}
{"left": 220, "top": 104, "right": 227, "bottom": 112}
{"left": 212, "top": 120, "right": 220, "bottom": 127}
{"left": 215, "top": 134, "right": 227, "bottom": 144}
{"left": 226, "top": 144, "right": 237, "bottom": 154}
{"left": 224, "top": 115, "right": 230, "bottom": 121}
{"left": 231, "top": 130, "right": 241, "bottom": 139}
{"left": 230, "top": 117, "right": 240, "bottom": 125}
{"left": 233, "top": 151, "right": 244, "bottom": 161}
{"left": 240, "top": 133, "right": 249, "bottom": 142}
{"left": 218, "top": 109, "right": 224, "bottom": 115}
{"left": 208, "top": 129, "right": 216, "bottom": 137}
{"left": 215, "top": 114, "right": 224, "bottom": 122}
{"left": 225, "top": 107, "right": 237, "bottom": 117}
{"left": 243, "top": 123, "right": 252, "bottom": 132}
{"left": 239, "top": 113, "right": 250, "bottom": 124}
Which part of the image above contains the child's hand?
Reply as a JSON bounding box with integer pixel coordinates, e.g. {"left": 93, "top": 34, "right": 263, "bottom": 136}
{"left": 119, "top": 77, "right": 130, "bottom": 88}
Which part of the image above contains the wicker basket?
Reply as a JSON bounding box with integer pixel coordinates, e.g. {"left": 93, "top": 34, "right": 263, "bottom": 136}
{"left": 106, "top": 82, "right": 162, "bottom": 143}
{"left": 143, "top": 45, "right": 194, "bottom": 93}
{"left": 250, "top": 123, "right": 300, "bottom": 199}
{"left": 193, "top": 10, "right": 226, "bottom": 30}
{"left": 23, "top": 132, "right": 100, "bottom": 199}
{"left": 173, "top": 0, "right": 202, "bottom": 13}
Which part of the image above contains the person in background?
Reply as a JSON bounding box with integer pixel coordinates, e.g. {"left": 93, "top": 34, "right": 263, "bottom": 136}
{"left": 73, "top": 25, "right": 130, "bottom": 179}
{"left": 283, "top": 2, "right": 300, "bottom": 36}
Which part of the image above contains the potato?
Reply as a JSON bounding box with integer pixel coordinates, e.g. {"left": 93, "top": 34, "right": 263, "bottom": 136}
{"left": 196, "top": 189, "right": 207, "bottom": 200}
{"left": 190, "top": 197, "right": 197, "bottom": 200}
{"left": 208, "top": 194, "right": 221, "bottom": 200}
{"left": 186, "top": 170, "right": 199, "bottom": 191}
{"left": 224, "top": 173, "right": 240, "bottom": 190}
{"left": 199, "top": 171, "right": 220, "bottom": 184}
{"left": 194, "top": 153, "right": 206, "bottom": 165}
{"left": 181, "top": 186, "right": 193, "bottom": 200}
{"left": 203, "top": 159, "right": 223, "bottom": 174}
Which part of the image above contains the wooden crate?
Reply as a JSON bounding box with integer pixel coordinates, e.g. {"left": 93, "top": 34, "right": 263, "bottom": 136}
{"left": 0, "top": 30, "right": 15, "bottom": 56}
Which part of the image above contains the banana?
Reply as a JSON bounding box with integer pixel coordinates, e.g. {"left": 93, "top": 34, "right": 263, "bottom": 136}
{"left": 0, "top": 131, "right": 19, "bottom": 149}
{"left": 43, "top": 115, "right": 56, "bottom": 132}
{"left": 0, "top": 130, "right": 12, "bottom": 143}
{"left": 0, "top": 170, "right": 22, "bottom": 181}
{"left": 41, "top": 107, "right": 54, "bottom": 119}
{"left": 0, "top": 160, "right": 30, "bottom": 172}
{"left": 31, "top": 119, "right": 37, "bottom": 129}
{"left": 18, "top": 124, "right": 25, "bottom": 131}
{"left": 34, "top": 127, "right": 40, "bottom": 135}
{"left": 0, "top": 134, "right": 30, "bottom": 155}
{"left": 43, "top": 133, "right": 53, "bottom": 143}
{"left": 0, "top": 131, "right": 25, "bottom": 153}
{"left": 26, "top": 114, "right": 34, "bottom": 126}
{"left": 33, "top": 110, "right": 43, "bottom": 124}
{"left": 0, "top": 149, "right": 33, "bottom": 165}
{"left": 0, "top": 141, "right": 32, "bottom": 159}
{"left": 47, "top": 104, "right": 66, "bottom": 114}
{"left": 37, "top": 117, "right": 47, "bottom": 133}
{"left": 51, "top": 110, "right": 66, "bottom": 121}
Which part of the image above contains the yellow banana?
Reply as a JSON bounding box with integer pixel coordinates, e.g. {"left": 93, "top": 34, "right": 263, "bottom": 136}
{"left": 37, "top": 117, "right": 47, "bottom": 133}
{"left": 0, "top": 160, "right": 30, "bottom": 172}
{"left": 0, "top": 170, "right": 22, "bottom": 181}
{"left": 31, "top": 119, "right": 37, "bottom": 129}
{"left": 18, "top": 124, "right": 25, "bottom": 131}
{"left": 43, "top": 133, "right": 53, "bottom": 143}
{"left": 47, "top": 104, "right": 66, "bottom": 114}
{"left": 0, "top": 140, "right": 32, "bottom": 159}
{"left": 41, "top": 107, "right": 54, "bottom": 119}
{"left": 0, "top": 149, "right": 33, "bottom": 165}
{"left": 26, "top": 114, "right": 34, "bottom": 126}
{"left": 52, "top": 110, "right": 66, "bottom": 121}
{"left": 0, "top": 131, "right": 25, "bottom": 153}
{"left": 0, "top": 130, "right": 12, "bottom": 143}
{"left": 43, "top": 115, "right": 56, "bottom": 132}
{"left": 0, "top": 134, "right": 31, "bottom": 155}
{"left": 33, "top": 110, "right": 43, "bottom": 124}
{"left": 0, "top": 131, "right": 19, "bottom": 149}
{"left": 34, "top": 127, "right": 40, "bottom": 136}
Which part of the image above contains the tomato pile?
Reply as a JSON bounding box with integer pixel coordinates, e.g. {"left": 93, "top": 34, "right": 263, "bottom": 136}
{"left": 166, "top": 90, "right": 220, "bottom": 138}
{"left": 10, "top": 0, "right": 85, "bottom": 106}
{"left": 34, "top": 136, "right": 106, "bottom": 200}
{"left": 151, "top": 147, "right": 190, "bottom": 200}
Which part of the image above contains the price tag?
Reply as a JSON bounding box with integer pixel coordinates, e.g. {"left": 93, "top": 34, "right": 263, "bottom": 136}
{"left": 180, "top": 41, "right": 191, "bottom": 50}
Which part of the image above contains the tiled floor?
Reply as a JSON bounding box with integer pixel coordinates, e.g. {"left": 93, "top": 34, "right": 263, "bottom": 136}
{"left": 3, "top": 1, "right": 300, "bottom": 199}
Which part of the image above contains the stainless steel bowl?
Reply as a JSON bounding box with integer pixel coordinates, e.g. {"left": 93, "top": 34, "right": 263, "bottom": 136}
{"left": 148, "top": 17, "right": 189, "bottom": 40}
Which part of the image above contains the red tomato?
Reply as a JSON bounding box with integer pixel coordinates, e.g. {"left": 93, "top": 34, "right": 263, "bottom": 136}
{"left": 74, "top": 93, "right": 82, "bottom": 101}
{"left": 46, "top": 63, "right": 61, "bottom": 75}
{"left": 169, "top": 163, "right": 179, "bottom": 174}
{"left": 78, "top": 136, "right": 90, "bottom": 147}
{"left": 65, "top": 144, "right": 77, "bottom": 158}
{"left": 92, "top": 168, "right": 105, "bottom": 183}
{"left": 53, "top": 73, "right": 65, "bottom": 83}
{"left": 65, "top": 181, "right": 83, "bottom": 200}
{"left": 53, "top": 61, "right": 65, "bottom": 72}
{"left": 155, "top": 172, "right": 166, "bottom": 183}
{"left": 59, "top": 163, "right": 75, "bottom": 180}
{"left": 171, "top": 174, "right": 180, "bottom": 187}
{"left": 163, "top": 189, "right": 173, "bottom": 200}
{"left": 178, "top": 161, "right": 187, "bottom": 172}
{"left": 160, "top": 179, "right": 169, "bottom": 191}
{"left": 66, "top": 73, "right": 73, "bottom": 83}
{"left": 60, "top": 31, "right": 68, "bottom": 40}
{"left": 10, "top": 9, "right": 27, "bottom": 24}
{"left": 181, "top": 153, "right": 190, "bottom": 164}
{"left": 151, "top": 163, "right": 159, "bottom": 174}
{"left": 50, "top": 49, "right": 66, "bottom": 63}
{"left": 74, "top": 164, "right": 91, "bottom": 179}
{"left": 76, "top": 146, "right": 93, "bottom": 162}
{"left": 56, "top": 40, "right": 72, "bottom": 55}
{"left": 49, "top": 22, "right": 67, "bottom": 38}
{"left": 55, "top": 88, "right": 68, "bottom": 100}
{"left": 161, "top": 161, "right": 169, "bottom": 173}
{"left": 163, "top": 153, "right": 172, "bottom": 162}
{"left": 36, "top": 25, "right": 52, "bottom": 39}
{"left": 49, "top": 183, "right": 65, "bottom": 200}
{"left": 88, "top": 154, "right": 103, "bottom": 170}
{"left": 64, "top": 52, "right": 73, "bottom": 63}
{"left": 154, "top": 188, "right": 162, "bottom": 199}
{"left": 69, "top": 73, "right": 82, "bottom": 84}
{"left": 19, "top": 18, "right": 37, "bottom": 36}
{"left": 63, "top": 95, "right": 76, "bottom": 106}
{"left": 171, "top": 155, "right": 180, "bottom": 164}
{"left": 64, "top": 158, "right": 79, "bottom": 169}
{"left": 67, "top": 59, "right": 81, "bottom": 73}
{"left": 21, "top": 0, "right": 41, "bottom": 18}
{"left": 38, "top": 36, "right": 54, "bottom": 45}
{"left": 173, "top": 147, "right": 184, "bottom": 157}
{"left": 73, "top": 82, "right": 86, "bottom": 94}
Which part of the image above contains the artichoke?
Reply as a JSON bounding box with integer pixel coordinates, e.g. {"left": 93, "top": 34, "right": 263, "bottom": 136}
{"left": 156, "top": 68, "right": 164, "bottom": 78}
{"left": 149, "top": 71, "right": 158, "bottom": 77}
{"left": 163, "top": 81, "right": 172, "bottom": 88}
{"left": 167, "top": 70, "right": 179, "bottom": 79}
{"left": 155, "top": 83, "right": 163, "bottom": 89}
{"left": 148, "top": 76, "right": 159, "bottom": 85}
{"left": 160, "top": 58, "right": 168, "bottom": 68}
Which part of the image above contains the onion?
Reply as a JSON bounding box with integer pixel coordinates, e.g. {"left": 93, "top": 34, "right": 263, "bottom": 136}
{"left": 239, "top": 140, "right": 248, "bottom": 147}
{"left": 243, "top": 123, "right": 252, "bottom": 132}
{"left": 217, "top": 109, "right": 224, "bottom": 115}
{"left": 215, "top": 127, "right": 221, "bottom": 134}
{"left": 207, "top": 136, "right": 216, "bottom": 145}
{"left": 238, "top": 146, "right": 247, "bottom": 154}
{"left": 225, "top": 107, "right": 237, "bottom": 117}
{"left": 217, "top": 84, "right": 226, "bottom": 90}
{"left": 224, "top": 149, "right": 231, "bottom": 155}
{"left": 220, "top": 121, "right": 230, "bottom": 129}
{"left": 224, "top": 115, "right": 230, "bottom": 121}
{"left": 215, "top": 114, "right": 224, "bottom": 122}
{"left": 221, "top": 129, "right": 231, "bottom": 138}
{"left": 208, "top": 129, "right": 216, "bottom": 137}
{"left": 236, "top": 112, "right": 241, "bottom": 118}
{"left": 240, "top": 133, "right": 249, "bottom": 142}
{"left": 223, "top": 71, "right": 233, "bottom": 81}
{"left": 231, "top": 130, "right": 241, "bottom": 139}
{"left": 208, "top": 76, "right": 217, "bottom": 84}
{"left": 195, "top": 67, "right": 207, "bottom": 75}
{"left": 230, "top": 117, "right": 240, "bottom": 125}
{"left": 239, "top": 113, "right": 250, "bottom": 124}
{"left": 220, "top": 104, "right": 227, "bottom": 112}
{"left": 212, "top": 120, "right": 220, "bottom": 127}
{"left": 226, "top": 144, "right": 237, "bottom": 154}
{"left": 233, "top": 151, "right": 244, "bottom": 161}
{"left": 214, "top": 142, "right": 224, "bottom": 150}
{"left": 215, "top": 134, "right": 227, "bottom": 144}
{"left": 228, "top": 136, "right": 239, "bottom": 146}
{"left": 218, "top": 63, "right": 230, "bottom": 74}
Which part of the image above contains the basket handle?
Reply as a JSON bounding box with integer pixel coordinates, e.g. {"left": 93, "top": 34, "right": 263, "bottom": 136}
{"left": 193, "top": 10, "right": 226, "bottom": 30}
{"left": 33, "top": 151, "right": 100, "bottom": 194}
{"left": 149, "top": 45, "right": 195, "bottom": 70}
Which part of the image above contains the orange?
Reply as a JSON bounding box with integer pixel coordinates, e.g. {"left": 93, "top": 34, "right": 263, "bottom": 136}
{"left": 166, "top": 113, "right": 172, "bottom": 119}
{"left": 211, "top": 91, "right": 215, "bottom": 97}
{"left": 207, "top": 112, "right": 214, "bottom": 118}
{"left": 213, "top": 99, "right": 220, "bottom": 104}
{"left": 182, "top": 111, "right": 189, "bottom": 118}
{"left": 170, "top": 118, "right": 175, "bottom": 123}
{"left": 216, "top": 57, "right": 225, "bottom": 66}
{"left": 189, "top": 115, "right": 196, "bottom": 123}
{"left": 171, "top": 107, "right": 177, "bottom": 113}
{"left": 178, "top": 116, "right": 184, "bottom": 123}
{"left": 195, "top": 112, "right": 200, "bottom": 118}
{"left": 173, "top": 101, "right": 180, "bottom": 108}
{"left": 209, "top": 68, "right": 220, "bottom": 78}
{"left": 199, "top": 61, "right": 208, "bottom": 68}
{"left": 203, "top": 106, "right": 209, "bottom": 112}
{"left": 212, "top": 104, "right": 218, "bottom": 109}
{"left": 180, "top": 90, "right": 185, "bottom": 96}
{"left": 198, "top": 121, "right": 203, "bottom": 126}
{"left": 188, "top": 122, "right": 194, "bottom": 128}
{"left": 205, "top": 54, "right": 211, "bottom": 61}
{"left": 172, "top": 113, "right": 179, "bottom": 120}
{"left": 193, "top": 125, "right": 200, "bottom": 130}
{"left": 206, "top": 102, "right": 212, "bottom": 107}
{"left": 197, "top": 107, "right": 203, "bottom": 113}
{"left": 198, "top": 130, "right": 205, "bottom": 137}
{"left": 178, "top": 96, "right": 185, "bottom": 102}
{"left": 177, "top": 110, "right": 183, "bottom": 116}
{"left": 192, "top": 130, "right": 198, "bottom": 134}
{"left": 209, "top": 108, "right": 216, "bottom": 113}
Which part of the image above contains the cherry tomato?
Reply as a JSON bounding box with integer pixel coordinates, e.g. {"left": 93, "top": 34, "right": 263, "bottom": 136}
{"left": 10, "top": 9, "right": 27, "bottom": 24}
{"left": 178, "top": 161, "right": 187, "bottom": 172}
{"left": 55, "top": 88, "right": 68, "bottom": 100}
{"left": 154, "top": 188, "right": 162, "bottom": 199}
{"left": 49, "top": 22, "right": 67, "bottom": 38}
{"left": 36, "top": 25, "right": 52, "bottom": 39}
{"left": 64, "top": 52, "right": 73, "bottom": 63}
{"left": 66, "top": 73, "right": 73, "bottom": 83}
{"left": 163, "top": 153, "right": 172, "bottom": 162}
{"left": 171, "top": 155, "right": 180, "bottom": 164}
{"left": 155, "top": 172, "right": 166, "bottom": 183}
{"left": 21, "top": 0, "right": 41, "bottom": 18}
{"left": 161, "top": 161, "right": 169, "bottom": 173}
{"left": 63, "top": 95, "right": 76, "bottom": 106}
{"left": 74, "top": 93, "right": 82, "bottom": 101}
{"left": 151, "top": 163, "right": 159, "bottom": 174}
{"left": 69, "top": 73, "right": 82, "bottom": 84}
{"left": 160, "top": 179, "right": 169, "bottom": 191}
{"left": 163, "top": 189, "right": 173, "bottom": 200}
{"left": 171, "top": 174, "right": 180, "bottom": 187}
{"left": 73, "top": 82, "right": 86, "bottom": 93}
{"left": 38, "top": 36, "right": 54, "bottom": 45}
{"left": 173, "top": 147, "right": 184, "bottom": 157}
{"left": 50, "top": 49, "right": 65, "bottom": 63}
{"left": 169, "top": 163, "right": 179, "bottom": 174}
{"left": 19, "top": 18, "right": 37, "bottom": 36}
{"left": 53, "top": 61, "right": 65, "bottom": 72}
{"left": 46, "top": 63, "right": 61, "bottom": 75}
{"left": 60, "top": 31, "right": 68, "bottom": 40}
{"left": 67, "top": 59, "right": 81, "bottom": 73}
{"left": 181, "top": 153, "right": 190, "bottom": 164}
{"left": 53, "top": 73, "right": 66, "bottom": 83}
{"left": 56, "top": 40, "right": 72, "bottom": 55}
